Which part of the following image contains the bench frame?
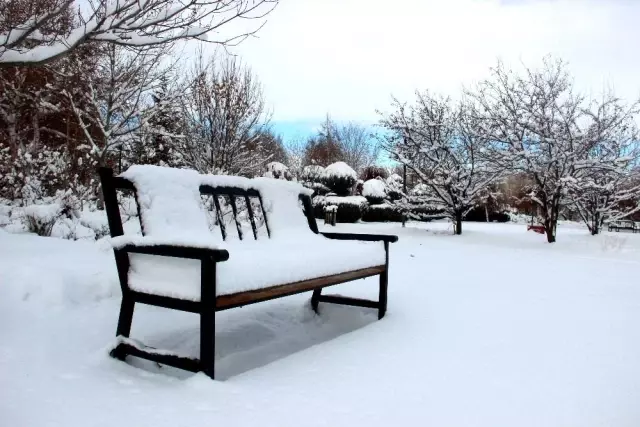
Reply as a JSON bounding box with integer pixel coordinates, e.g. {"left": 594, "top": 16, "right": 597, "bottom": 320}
{"left": 98, "top": 167, "right": 397, "bottom": 379}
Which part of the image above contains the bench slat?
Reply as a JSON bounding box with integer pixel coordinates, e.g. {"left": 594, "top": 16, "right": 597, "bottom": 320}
{"left": 216, "top": 265, "right": 385, "bottom": 310}
{"left": 244, "top": 195, "right": 259, "bottom": 240}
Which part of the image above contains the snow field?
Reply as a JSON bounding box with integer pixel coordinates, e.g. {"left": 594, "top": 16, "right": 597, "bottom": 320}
{"left": 2, "top": 222, "right": 640, "bottom": 426}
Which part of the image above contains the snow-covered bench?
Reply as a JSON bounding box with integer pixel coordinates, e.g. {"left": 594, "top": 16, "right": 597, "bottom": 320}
{"left": 608, "top": 220, "right": 639, "bottom": 233}
{"left": 98, "top": 165, "right": 398, "bottom": 379}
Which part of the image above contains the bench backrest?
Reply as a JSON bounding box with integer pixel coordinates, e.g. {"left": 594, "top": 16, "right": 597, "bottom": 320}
{"left": 98, "top": 166, "right": 319, "bottom": 243}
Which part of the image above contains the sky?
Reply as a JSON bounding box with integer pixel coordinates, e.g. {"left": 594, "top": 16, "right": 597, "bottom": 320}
{"left": 225, "top": 0, "right": 640, "bottom": 142}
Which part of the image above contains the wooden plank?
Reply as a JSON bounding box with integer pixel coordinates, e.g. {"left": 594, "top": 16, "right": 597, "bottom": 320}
{"left": 216, "top": 265, "right": 385, "bottom": 310}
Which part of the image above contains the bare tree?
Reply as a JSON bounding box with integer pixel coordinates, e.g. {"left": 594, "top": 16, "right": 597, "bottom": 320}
{"left": 469, "top": 57, "right": 639, "bottom": 242}
{"left": 0, "top": 0, "right": 278, "bottom": 67}
{"left": 61, "top": 43, "right": 177, "bottom": 169}
{"left": 178, "top": 51, "right": 271, "bottom": 176}
{"left": 380, "top": 92, "right": 501, "bottom": 234}
{"left": 325, "top": 117, "right": 379, "bottom": 172}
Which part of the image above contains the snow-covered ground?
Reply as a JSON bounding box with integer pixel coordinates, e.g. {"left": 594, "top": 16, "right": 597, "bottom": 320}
{"left": 2, "top": 221, "right": 640, "bottom": 427}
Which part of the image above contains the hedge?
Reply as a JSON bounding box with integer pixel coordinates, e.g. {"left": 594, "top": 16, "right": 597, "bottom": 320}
{"left": 362, "top": 204, "right": 404, "bottom": 222}
{"left": 313, "top": 195, "right": 368, "bottom": 223}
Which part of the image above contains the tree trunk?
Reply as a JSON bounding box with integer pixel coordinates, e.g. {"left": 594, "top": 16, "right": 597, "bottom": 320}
{"left": 544, "top": 221, "right": 556, "bottom": 243}
{"left": 455, "top": 212, "right": 462, "bottom": 235}
{"left": 484, "top": 204, "right": 489, "bottom": 222}
{"left": 591, "top": 212, "right": 600, "bottom": 235}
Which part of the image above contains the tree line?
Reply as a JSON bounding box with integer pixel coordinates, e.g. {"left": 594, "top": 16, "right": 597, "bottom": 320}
{"left": 380, "top": 58, "right": 640, "bottom": 242}
{"left": 1, "top": 1, "right": 638, "bottom": 243}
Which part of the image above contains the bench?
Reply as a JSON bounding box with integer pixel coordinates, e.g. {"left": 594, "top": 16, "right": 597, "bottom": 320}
{"left": 608, "top": 220, "right": 639, "bottom": 233}
{"left": 527, "top": 224, "right": 545, "bottom": 234}
{"left": 98, "top": 165, "right": 398, "bottom": 379}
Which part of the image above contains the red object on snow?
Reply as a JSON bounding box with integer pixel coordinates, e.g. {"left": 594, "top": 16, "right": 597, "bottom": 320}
{"left": 527, "top": 225, "right": 545, "bottom": 234}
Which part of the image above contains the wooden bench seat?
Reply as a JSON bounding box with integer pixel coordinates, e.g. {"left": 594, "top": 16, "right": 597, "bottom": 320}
{"left": 99, "top": 165, "right": 398, "bottom": 379}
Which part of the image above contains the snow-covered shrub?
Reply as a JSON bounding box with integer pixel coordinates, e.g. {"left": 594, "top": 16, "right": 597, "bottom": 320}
{"left": 313, "top": 195, "right": 368, "bottom": 223}
{"left": 362, "top": 204, "right": 404, "bottom": 222}
{"left": 301, "top": 165, "right": 325, "bottom": 182}
{"left": 362, "top": 179, "right": 387, "bottom": 205}
{"left": 323, "top": 161, "right": 357, "bottom": 196}
{"left": 386, "top": 174, "right": 404, "bottom": 201}
{"left": 300, "top": 165, "right": 330, "bottom": 196}
{"left": 264, "top": 162, "right": 292, "bottom": 181}
{"left": 21, "top": 203, "right": 61, "bottom": 236}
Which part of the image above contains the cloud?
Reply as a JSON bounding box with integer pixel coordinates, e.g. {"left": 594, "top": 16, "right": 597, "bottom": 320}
{"left": 231, "top": 0, "right": 640, "bottom": 121}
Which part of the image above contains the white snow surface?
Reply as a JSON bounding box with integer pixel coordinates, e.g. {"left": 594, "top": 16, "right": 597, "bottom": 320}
{"left": 121, "top": 165, "right": 214, "bottom": 243}
{"left": 3, "top": 221, "right": 640, "bottom": 426}
{"left": 362, "top": 179, "right": 387, "bottom": 198}
{"left": 324, "top": 161, "right": 357, "bottom": 179}
{"left": 129, "top": 238, "right": 385, "bottom": 298}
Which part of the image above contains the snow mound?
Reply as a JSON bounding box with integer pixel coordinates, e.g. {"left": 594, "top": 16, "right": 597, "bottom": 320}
{"left": 0, "top": 232, "right": 118, "bottom": 309}
{"left": 362, "top": 179, "right": 387, "bottom": 199}
{"left": 324, "top": 162, "right": 357, "bottom": 179}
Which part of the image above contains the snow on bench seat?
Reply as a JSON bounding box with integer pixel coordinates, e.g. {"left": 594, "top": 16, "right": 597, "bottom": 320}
{"left": 128, "top": 237, "right": 385, "bottom": 300}
{"left": 117, "top": 165, "right": 386, "bottom": 299}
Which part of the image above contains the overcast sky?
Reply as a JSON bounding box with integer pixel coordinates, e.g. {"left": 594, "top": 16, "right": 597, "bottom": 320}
{"left": 229, "top": 0, "right": 640, "bottom": 137}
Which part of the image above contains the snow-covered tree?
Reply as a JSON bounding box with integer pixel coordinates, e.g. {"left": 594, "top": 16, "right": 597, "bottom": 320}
{"left": 62, "top": 43, "right": 176, "bottom": 171}
{"left": 380, "top": 92, "right": 501, "bottom": 234}
{"left": 469, "top": 58, "right": 640, "bottom": 242}
{"left": 127, "top": 76, "right": 185, "bottom": 168}
{"left": 0, "top": 0, "right": 278, "bottom": 67}
{"left": 178, "top": 51, "right": 271, "bottom": 176}
{"left": 565, "top": 95, "right": 640, "bottom": 234}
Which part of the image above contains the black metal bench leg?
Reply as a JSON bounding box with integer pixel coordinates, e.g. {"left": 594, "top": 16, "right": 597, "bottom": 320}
{"left": 200, "top": 257, "right": 216, "bottom": 379}
{"left": 200, "top": 309, "right": 215, "bottom": 379}
{"left": 116, "top": 296, "right": 135, "bottom": 338}
{"left": 311, "top": 288, "right": 322, "bottom": 313}
{"left": 378, "top": 270, "right": 388, "bottom": 320}
{"left": 379, "top": 241, "right": 390, "bottom": 320}
{"left": 112, "top": 296, "right": 135, "bottom": 360}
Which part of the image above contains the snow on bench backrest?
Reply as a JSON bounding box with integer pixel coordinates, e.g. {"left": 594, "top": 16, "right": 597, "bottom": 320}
{"left": 200, "top": 174, "right": 314, "bottom": 241}
{"left": 251, "top": 177, "right": 313, "bottom": 239}
{"left": 121, "top": 165, "right": 315, "bottom": 246}
{"left": 121, "top": 165, "right": 219, "bottom": 244}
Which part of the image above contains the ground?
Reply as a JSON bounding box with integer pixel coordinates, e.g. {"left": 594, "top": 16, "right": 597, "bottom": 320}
{"left": 2, "top": 221, "right": 640, "bottom": 427}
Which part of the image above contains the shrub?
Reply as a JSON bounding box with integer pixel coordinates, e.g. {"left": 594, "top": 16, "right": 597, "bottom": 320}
{"left": 264, "top": 162, "right": 292, "bottom": 180}
{"left": 301, "top": 165, "right": 325, "bottom": 182}
{"left": 313, "top": 195, "right": 368, "bottom": 223}
{"left": 323, "top": 162, "right": 357, "bottom": 196}
{"left": 464, "top": 206, "right": 511, "bottom": 223}
{"left": 300, "top": 165, "right": 330, "bottom": 196}
{"left": 362, "top": 179, "right": 387, "bottom": 205}
{"left": 21, "top": 203, "right": 61, "bottom": 236}
{"left": 362, "top": 204, "right": 403, "bottom": 222}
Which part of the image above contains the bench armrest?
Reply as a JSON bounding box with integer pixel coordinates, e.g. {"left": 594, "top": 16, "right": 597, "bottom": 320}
{"left": 320, "top": 232, "right": 399, "bottom": 243}
{"left": 119, "top": 244, "right": 229, "bottom": 262}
